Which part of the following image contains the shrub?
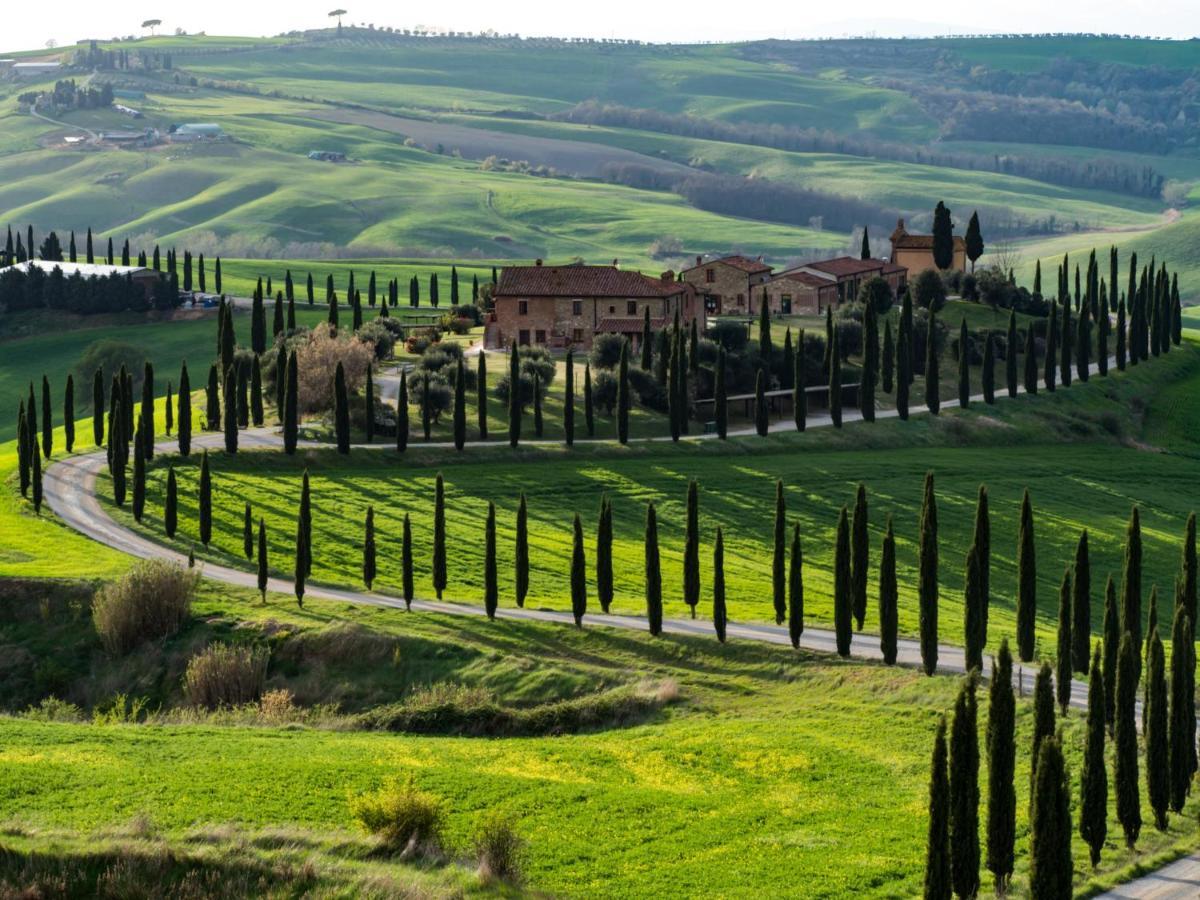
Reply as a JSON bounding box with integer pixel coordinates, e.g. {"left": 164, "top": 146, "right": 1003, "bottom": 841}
{"left": 92, "top": 560, "right": 196, "bottom": 656}
{"left": 474, "top": 811, "right": 527, "bottom": 886}
{"left": 709, "top": 319, "right": 749, "bottom": 352}
{"left": 183, "top": 643, "right": 269, "bottom": 709}
{"left": 520, "top": 345, "right": 556, "bottom": 387}
{"left": 590, "top": 332, "right": 626, "bottom": 369}
{"left": 857, "top": 276, "right": 894, "bottom": 314}
{"left": 355, "top": 320, "right": 396, "bottom": 359}
{"left": 913, "top": 269, "right": 947, "bottom": 311}
{"left": 449, "top": 303, "right": 482, "bottom": 325}
{"left": 293, "top": 322, "right": 374, "bottom": 414}
{"left": 410, "top": 374, "right": 452, "bottom": 422}
{"left": 74, "top": 339, "right": 146, "bottom": 391}
{"left": 21, "top": 696, "right": 83, "bottom": 722}
{"left": 349, "top": 776, "right": 445, "bottom": 854}
{"left": 627, "top": 366, "right": 667, "bottom": 411}
{"left": 446, "top": 316, "right": 473, "bottom": 335}
{"left": 591, "top": 371, "right": 618, "bottom": 413}
{"left": 960, "top": 272, "right": 979, "bottom": 302}
{"left": 404, "top": 326, "right": 442, "bottom": 355}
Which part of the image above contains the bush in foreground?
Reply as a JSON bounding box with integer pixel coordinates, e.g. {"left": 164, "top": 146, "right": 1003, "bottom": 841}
{"left": 474, "top": 810, "right": 527, "bottom": 886}
{"left": 350, "top": 776, "right": 445, "bottom": 855}
{"left": 183, "top": 643, "right": 270, "bottom": 710}
{"left": 91, "top": 560, "right": 196, "bottom": 656}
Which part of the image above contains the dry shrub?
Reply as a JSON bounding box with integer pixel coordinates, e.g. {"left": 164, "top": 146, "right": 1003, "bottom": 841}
{"left": 349, "top": 777, "right": 444, "bottom": 856}
{"left": 293, "top": 322, "right": 375, "bottom": 414}
{"left": 276, "top": 622, "right": 397, "bottom": 666}
{"left": 92, "top": 561, "right": 196, "bottom": 656}
{"left": 258, "top": 689, "right": 298, "bottom": 724}
{"left": 183, "top": 644, "right": 269, "bottom": 710}
{"left": 473, "top": 811, "right": 526, "bottom": 886}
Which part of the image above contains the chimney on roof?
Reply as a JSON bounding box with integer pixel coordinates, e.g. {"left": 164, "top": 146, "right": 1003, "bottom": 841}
{"left": 696, "top": 255, "right": 702, "bottom": 266}
{"left": 757, "top": 255, "right": 763, "bottom": 262}
{"left": 661, "top": 270, "right": 674, "bottom": 282}
{"left": 612, "top": 258, "right": 618, "bottom": 267}
{"left": 535, "top": 258, "right": 542, "bottom": 267}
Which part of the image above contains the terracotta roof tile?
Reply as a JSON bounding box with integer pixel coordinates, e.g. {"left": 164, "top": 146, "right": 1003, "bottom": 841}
{"left": 682, "top": 255, "right": 772, "bottom": 275}
{"left": 496, "top": 265, "right": 687, "bottom": 298}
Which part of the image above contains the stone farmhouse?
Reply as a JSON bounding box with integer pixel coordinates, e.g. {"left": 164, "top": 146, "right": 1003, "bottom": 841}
{"left": 890, "top": 218, "right": 966, "bottom": 274}
{"left": 761, "top": 256, "right": 907, "bottom": 315}
{"left": 486, "top": 260, "right": 702, "bottom": 351}
{"left": 679, "top": 255, "right": 773, "bottom": 315}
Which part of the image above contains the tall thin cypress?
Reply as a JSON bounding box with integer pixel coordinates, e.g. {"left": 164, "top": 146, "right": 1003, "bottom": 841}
{"left": 683, "top": 479, "right": 700, "bottom": 619}
{"left": 92, "top": 368, "right": 105, "bottom": 446}
{"left": 477, "top": 352, "right": 488, "bottom": 441}
{"left": 452, "top": 357, "right": 466, "bottom": 451}
{"left": 645, "top": 502, "right": 662, "bottom": 636}
{"left": 986, "top": 640, "right": 1016, "bottom": 893}
{"left": 1121, "top": 507, "right": 1143, "bottom": 664}
{"left": 713, "top": 526, "right": 727, "bottom": 643}
{"left": 484, "top": 501, "right": 497, "bottom": 619}
{"left": 596, "top": 496, "right": 613, "bottom": 613}
{"left": 164, "top": 466, "right": 177, "bottom": 538}
{"left": 949, "top": 676, "right": 980, "bottom": 900}
{"left": 533, "top": 372, "right": 543, "bottom": 437}
{"left": 508, "top": 341, "right": 521, "bottom": 447}
{"left": 1017, "top": 489, "right": 1037, "bottom": 663}
{"left": 584, "top": 362, "right": 595, "bottom": 437}
{"left": 1060, "top": 301, "right": 1073, "bottom": 387}
{"left": 299, "top": 469, "right": 312, "bottom": 576}
{"left": 1182, "top": 512, "right": 1197, "bottom": 639}
{"left": 563, "top": 348, "right": 575, "bottom": 447}
{"left": 363, "top": 506, "right": 376, "bottom": 590}
{"left": 1029, "top": 736, "right": 1072, "bottom": 900}
{"left": 925, "top": 717, "right": 951, "bottom": 900}
{"left": 1114, "top": 632, "right": 1142, "bottom": 847}
{"left": 198, "top": 450, "right": 212, "bottom": 547}
{"left": 1072, "top": 530, "right": 1092, "bottom": 674}
{"left": 972, "top": 485, "right": 990, "bottom": 643}
{"left": 293, "top": 514, "right": 306, "bottom": 608}
{"left": 925, "top": 309, "right": 940, "bottom": 415}
{"left": 957, "top": 318, "right": 970, "bottom": 409}
{"left": 257, "top": 518, "right": 268, "bottom": 602}
{"left": 879, "top": 517, "right": 898, "bottom": 665}
{"left": 918, "top": 472, "right": 939, "bottom": 676}
{"left": 882, "top": 319, "right": 894, "bottom": 394}
{"left": 772, "top": 480, "right": 787, "bottom": 625}
{"left": 964, "top": 545, "right": 984, "bottom": 673}
{"left": 1056, "top": 567, "right": 1073, "bottom": 714}
{"left": 1023, "top": 324, "right": 1038, "bottom": 395}
{"left": 395, "top": 369, "right": 408, "bottom": 453}
{"left": 1080, "top": 642, "right": 1108, "bottom": 868}
{"left": 617, "top": 339, "right": 630, "bottom": 445}
{"left": 333, "top": 362, "right": 350, "bottom": 454}
{"left": 1005, "top": 310, "right": 1018, "bottom": 398}
{"left": 432, "top": 473, "right": 446, "bottom": 600}
{"left": 250, "top": 356, "right": 264, "bottom": 428}
{"left": 715, "top": 346, "right": 728, "bottom": 439}
{"left": 1116, "top": 298, "right": 1127, "bottom": 371}
{"left": 63, "top": 375, "right": 75, "bottom": 453}
{"left": 515, "top": 492, "right": 529, "bottom": 608}
{"left": 222, "top": 366, "right": 238, "bottom": 454}
{"left": 793, "top": 334, "right": 806, "bottom": 431}
{"left": 571, "top": 513, "right": 587, "bottom": 627}
{"left": 243, "top": 501, "right": 253, "bottom": 559}
{"left": 754, "top": 369, "right": 768, "bottom": 436}
{"left": 1146, "top": 631, "right": 1170, "bottom": 830}
{"left": 283, "top": 352, "right": 299, "bottom": 454}
{"left": 829, "top": 326, "right": 842, "bottom": 427}
{"left": 165, "top": 380, "right": 173, "bottom": 437}
{"left": 788, "top": 522, "right": 804, "bottom": 650}
{"left": 851, "top": 483, "right": 868, "bottom": 630}
{"left": 981, "top": 331, "right": 994, "bottom": 405}
{"left": 834, "top": 506, "right": 852, "bottom": 657}
{"left": 178, "top": 363, "right": 191, "bottom": 456}
{"left": 40, "top": 375, "right": 51, "bottom": 459}
{"left": 1030, "top": 662, "right": 1056, "bottom": 800}
{"left": 1044, "top": 302, "right": 1058, "bottom": 392}
{"left": 401, "top": 513, "right": 414, "bottom": 610}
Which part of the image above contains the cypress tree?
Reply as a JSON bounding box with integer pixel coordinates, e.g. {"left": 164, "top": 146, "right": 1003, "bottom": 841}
{"left": 1115, "top": 632, "right": 1142, "bottom": 847}
{"left": 92, "top": 368, "right": 105, "bottom": 446}
{"left": 919, "top": 471, "right": 939, "bottom": 676}
{"left": 758, "top": 298, "right": 772, "bottom": 360}
{"left": 1029, "top": 736, "right": 1072, "bottom": 900}
{"left": 395, "top": 369, "right": 408, "bottom": 453}
{"left": 645, "top": 502, "right": 663, "bottom": 636}
{"left": 1056, "top": 567, "right": 1073, "bottom": 715}
{"left": 508, "top": 341, "right": 521, "bottom": 447}
{"left": 617, "top": 339, "right": 630, "bottom": 444}
{"left": 477, "top": 352, "right": 488, "bottom": 441}
{"left": 957, "top": 318, "right": 970, "bottom": 409}
{"left": 981, "top": 331, "right": 994, "bottom": 405}
{"left": 178, "top": 363, "right": 191, "bottom": 456}
{"left": 40, "top": 375, "right": 51, "bottom": 459}
{"left": 283, "top": 352, "right": 299, "bottom": 455}
{"left": 165, "top": 466, "right": 177, "bottom": 538}
{"left": 972, "top": 485, "right": 990, "bottom": 643}
{"left": 432, "top": 473, "right": 446, "bottom": 600}
{"left": 165, "top": 380, "right": 173, "bottom": 437}
{"left": 294, "top": 514, "right": 306, "bottom": 608}
{"left": 641, "top": 308, "right": 652, "bottom": 370}
{"left": 925, "top": 309, "right": 940, "bottom": 415}
{"left": 251, "top": 290, "right": 266, "bottom": 354}
{"left": 328, "top": 289, "right": 339, "bottom": 331}
{"left": 834, "top": 505, "right": 852, "bottom": 657}
{"left": 64, "top": 375, "right": 75, "bottom": 453}
{"left": 401, "top": 513, "right": 414, "bottom": 610}
{"left": 1147, "top": 631, "right": 1170, "bottom": 830}
{"left": 1017, "top": 489, "right": 1037, "bottom": 663}
{"left": 1023, "top": 323, "right": 1038, "bottom": 396}
{"left": 879, "top": 516, "right": 898, "bottom": 664}
{"left": 715, "top": 346, "right": 728, "bottom": 439}
{"left": 713, "top": 526, "right": 727, "bottom": 644}
{"left": 986, "top": 640, "right": 1016, "bottom": 893}
{"left": 363, "top": 364, "right": 375, "bottom": 443}
{"left": 453, "top": 357, "right": 466, "bottom": 451}
{"left": 206, "top": 364, "right": 219, "bottom": 431}
{"left": 1031, "top": 662, "right": 1056, "bottom": 800}
{"left": 897, "top": 308, "right": 911, "bottom": 419}
{"left": 563, "top": 349, "right": 575, "bottom": 446}
{"left": 288, "top": 296, "right": 296, "bottom": 330}
{"left": 361, "top": 505, "right": 376, "bottom": 590}
{"left": 30, "top": 441, "right": 42, "bottom": 513}
{"left": 1102, "top": 575, "right": 1119, "bottom": 732}
{"left": 829, "top": 326, "right": 843, "bottom": 427}
{"left": 596, "top": 496, "right": 613, "bottom": 613}
{"left": 683, "top": 480, "right": 700, "bottom": 619}
{"left": 333, "top": 362, "right": 350, "bottom": 454}
{"left": 17, "top": 404, "right": 29, "bottom": 497}
{"left": 222, "top": 367, "right": 238, "bottom": 453}
{"left": 754, "top": 369, "right": 768, "bottom": 436}
{"left": 484, "top": 501, "right": 497, "bottom": 619}
{"left": 109, "top": 399, "right": 126, "bottom": 506}
{"left": 964, "top": 545, "right": 984, "bottom": 673}
{"left": 1116, "top": 298, "right": 1127, "bottom": 371}
{"left": 1077, "top": 298, "right": 1091, "bottom": 382}
{"left": 1060, "top": 301, "right": 1073, "bottom": 388}
{"left": 235, "top": 360, "right": 249, "bottom": 429}
{"left": 862, "top": 303, "right": 877, "bottom": 423}
{"left": 793, "top": 334, "right": 806, "bottom": 431}
{"left": 571, "top": 513, "right": 587, "bottom": 627}
{"left": 788, "top": 522, "right": 804, "bottom": 650}
{"left": 299, "top": 469, "right": 312, "bottom": 576}
{"left": 654, "top": 329, "right": 669, "bottom": 386}
{"left": 250, "top": 356, "right": 264, "bottom": 427}
{"left": 1081, "top": 642, "right": 1108, "bottom": 868}
{"left": 1182, "top": 512, "right": 1197, "bottom": 639}
{"left": 925, "top": 717, "right": 951, "bottom": 900}
{"left": 851, "top": 483, "right": 868, "bottom": 630}
{"left": 949, "top": 676, "right": 980, "bottom": 900}
{"left": 1005, "top": 311, "right": 1019, "bottom": 398}
{"left": 1072, "top": 530, "right": 1092, "bottom": 674}
{"left": 257, "top": 518, "right": 268, "bottom": 602}
{"left": 515, "top": 492, "right": 529, "bottom": 608}
{"left": 1044, "top": 302, "right": 1058, "bottom": 392}
{"left": 1121, "top": 507, "right": 1143, "bottom": 664}
{"left": 274, "top": 344, "right": 287, "bottom": 419}
{"left": 420, "top": 373, "right": 432, "bottom": 442}
{"left": 243, "top": 501, "right": 253, "bottom": 560}
{"left": 584, "top": 362, "right": 595, "bottom": 437}
{"left": 882, "top": 320, "right": 894, "bottom": 394}
{"left": 1170, "top": 605, "right": 1195, "bottom": 810}
{"left": 772, "top": 480, "right": 786, "bottom": 625}
{"left": 198, "top": 450, "right": 212, "bottom": 546}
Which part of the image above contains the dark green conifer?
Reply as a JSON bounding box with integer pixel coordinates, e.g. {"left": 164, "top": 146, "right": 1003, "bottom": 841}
{"left": 772, "top": 480, "right": 786, "bottom": 625}
{"left": 250, "top": 356, "right": 264, "bottom": 428}
{"left": 563, "top": 348, "right": 575, "bottom": 447}
{"left": 257, "top": 518, "right": 268, "bottom": 602}
{"left": 283, "top": 352, "right": 299, "bottom": 455}
{"left": 596, "top": 496, "right": 613, "bottom": 613}
{"left": 1072, "top": 530, "right": 1092, "bottom": 674}
{"left": 925, "top": 310, "right": 940, "bottom": 415}
{"left": 793, "top": 334, "right": 806, "bottom": 431}
{"left": 713, "top": 526, "right": 727, "bottom": 643}
{"left": 1029, "top": 736, "right": 1072, "bottom": 900}
{"left": 477, "top": 352, "right": 488, "bottom": 441}
{"left": 1168, "top": 606, "right": 1194, "bottom": 813}
{"left": 715, "top": 346, "right": 728, "bottom": 438}
{"left": 571, "top": 513, "right": 587, "bottom": 627}
{"left": 198, "top": 450, "right": 212, "bottom": 546}
{"left": 485, "top": 502, "right": 497, "bottom": 619}
{"left": 401, "top": 513, "right": 414, "bottom": 610}
{"left": 63, "top": 375, "right": 75, "bottom": 453}
{"left": 584, "top": 362, "right": 595, "bottom": 437}
{"left": 851, "top": 483, "right": 868, "bottom": 630}
{"left": 753, "top": 369, "right": 768, "bottom": 436}
{"left": 92, "top": 368, "right": 105, "bottom": 446}
{"left": 919, "top": 472, "right": 939, "bottom": 675}
{"left": 882, "top": 320, "right": 895, "bottom": 394}
{"left": 515, "top": 492, "right": 529, "bottom": 608}
{"left": 1056, "top": 567, "right": 1073, "bottom": 714}
{"left": 1115, "top": 632, "right": 1142, "bottom": 847}
{"left": 1023, "top": 324, "right": 1038, "bottom": 395}
{"left": 879, "top": 517, "right": 898, "bottom": 665}
{"left": 981, "top": 331, "right": 994, "bottom": 404}
{"left": 788, "top": 522, "right": 804, "bottom": 650}
{"left": 395, "top": 369, "right": 408, "bottom": 453}
{"left": 683, "top": 480, "right": 700, "bottom": 619}
{"left": 964, "top": 545, "right": 985, "bottom": 673}
{"left": 363, "top": 506, "right": 376, "bottom": 590}
{"left": 1080, "top": 642, "right": 1108, "bottom": 868}
{"left": 957, "top": 318, "right": 970, "bottom": 409}
{"left": 299, "top": 469, "right": 311, "bottom": 576}
{"left": 243, "top": 501, "right": 253, "bottom": 560}
{"left": 453, "top": 357, "right": 466, "bottom": 451}
{"left": 164, "top": 466, "right": 177, "bottom": 538}
{"left": 986, "top": 640, "right": 1016, "bottom": 893}
{"left": 333, "top": 362, "right": 350, "bottom": 454}
{"left": 833, "top": 506, "right": 853, "bottom": 657}
{"left": 1146, "top": 631, "right": 1170, "bottom": 830}
{"left": 432, "top": 473, "right": 446, "bottom": 600}
{"left": 829, "top": 326, "right": 843, "bottom": 427}
{"left": 1044, "top": 302, "right": 1058, "bottom": 392}
{"left": 1060, "top": 301, "right": 1073, "bottom": 387}
{"left": 1017, "top": 489, "right": 1037, "bottom": 662}
{"left": 617, "top": 340, "right": 630, "bottom": 444}
{"left": 1005, "top": 311, "right": 1019, "bottom": 398}
{"left": 1121, "top": 507, "right": 1143, "bottom": 669}
{"left": 949, "top": 676, "right": 980, "bottom": 900}
{"left": 222, "top": 367, "right": 238, "bottom": 453}
{"left": 645, "top": 501, "right": 662, "bottom": 636}
{"left": 1030, "top": 662, "right": 1056, "bottom": 800}
{"left": 925, "top": 717, "right": 952, "bottom": 900}
{"left": 533, "top": 372, "right": 544, "bottom": 438}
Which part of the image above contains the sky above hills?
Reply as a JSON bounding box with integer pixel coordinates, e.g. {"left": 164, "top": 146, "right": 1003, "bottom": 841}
{"left": 6, "top": 0, "right": 1199, "bottom": 53}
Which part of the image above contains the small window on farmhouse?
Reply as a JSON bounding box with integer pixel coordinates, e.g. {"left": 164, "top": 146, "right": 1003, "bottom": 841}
{"left": 609, "top": 305, "right": 616, "bottom": 314}
{"left": 572, "top": 328, "right": 583, "bottom": 343}
{"left": 518, "top": 329, "right": 530, "bottom": 346}
{"left": 572, "top": 300, "right": 582, "bottom": 316}
{"left": 518, "top": 300, "right": 528, "bottom": 316}
{"left": 705, "top": 269, "right": 715, "bottom": 284}
{"left": 626, "top": 300, "right": 636, "bottom": 315}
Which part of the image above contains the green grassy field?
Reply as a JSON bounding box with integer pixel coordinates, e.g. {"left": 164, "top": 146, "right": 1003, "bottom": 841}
{"left": 2, "top": 578, "right": 1197, "bottom": 898}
